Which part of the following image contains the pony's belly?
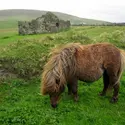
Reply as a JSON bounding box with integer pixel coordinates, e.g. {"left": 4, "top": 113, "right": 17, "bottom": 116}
{"left": 77, "top": 68, "right": 103, "bottom": 82}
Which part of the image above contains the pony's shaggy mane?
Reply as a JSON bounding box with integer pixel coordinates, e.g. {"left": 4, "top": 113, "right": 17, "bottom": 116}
{"left": 41, "top": 43, "right": 82, "bottom": 95}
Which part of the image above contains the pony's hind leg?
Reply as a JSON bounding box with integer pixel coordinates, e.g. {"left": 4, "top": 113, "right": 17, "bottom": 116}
{"left": 108, "top": 74, "right": 120, "bottom": 103}
{"left": 100, "top": 70, "right": 109, "bottom": 96}
{"left": 111, "top": 82, "right": 120, "bottom": 103}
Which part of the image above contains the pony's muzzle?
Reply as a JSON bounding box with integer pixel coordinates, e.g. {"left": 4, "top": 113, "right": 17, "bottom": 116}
{"left": 51, "top": 103, "right": 58, "bottom": 108}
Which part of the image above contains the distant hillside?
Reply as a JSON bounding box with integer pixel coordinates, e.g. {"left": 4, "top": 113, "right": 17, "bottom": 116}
{"left": 0, "top": 9, "right": 110, "bottom": 29}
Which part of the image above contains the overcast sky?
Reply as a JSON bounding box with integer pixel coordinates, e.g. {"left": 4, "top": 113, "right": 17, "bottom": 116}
{"left": 0, "top": 0, "right": 125, "bottom": 22}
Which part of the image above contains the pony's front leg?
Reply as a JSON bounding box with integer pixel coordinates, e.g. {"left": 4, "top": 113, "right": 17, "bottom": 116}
{"left": 67, "top": 84, "right": 72, "bottom": 95}
{"left": 67, "top": 78, "right": 78, "bottom": 101}
{"left": 71, "top": 78, "right": 78, "bottom": 102}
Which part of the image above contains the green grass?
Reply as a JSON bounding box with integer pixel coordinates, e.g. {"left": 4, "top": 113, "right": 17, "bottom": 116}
{"left": 0, "top": 78, "right": 125, "bottom": 125}
{"left": 0, "top": 20, "right": 18, "bottom": 29}
{"left": 1, "top": 26, "right": 125, "bottom": 46}
{"left": 1, "top": 25, "right": 125, "bottom": 124}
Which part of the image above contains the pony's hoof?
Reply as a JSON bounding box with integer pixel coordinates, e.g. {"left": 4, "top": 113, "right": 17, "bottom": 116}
{"left": 74, "top": 96, "right": 79, "bottom": 102}
{"left": 51, "top": 104, "right": 58, "bottom": 108}
{"left": 110, "top": 97, "right": 118, "bottom": 103}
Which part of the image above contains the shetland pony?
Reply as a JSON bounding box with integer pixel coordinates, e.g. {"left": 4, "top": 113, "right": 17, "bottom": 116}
{"left": 41, "top": 43, "right": 125, "bottom": 108}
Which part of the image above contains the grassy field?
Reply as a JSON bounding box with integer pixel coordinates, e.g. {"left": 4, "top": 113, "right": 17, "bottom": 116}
{"left": 0, "top": 25, "right": 125, "bottom": 125}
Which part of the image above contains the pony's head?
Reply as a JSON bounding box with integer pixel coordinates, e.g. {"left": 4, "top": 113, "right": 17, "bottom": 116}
{"left": 49, "top": 84, "right": 65, "bottom": 108}
{"left": 42, "top": 71, "right": 65, "bottom": 108}
{"left": 41, "top": 56, "right": 66, "bottom": 108}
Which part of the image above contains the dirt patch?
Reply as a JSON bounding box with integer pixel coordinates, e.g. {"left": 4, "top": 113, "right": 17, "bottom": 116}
{"left": 0, "top": 69, "right": 17, "bottom": 82}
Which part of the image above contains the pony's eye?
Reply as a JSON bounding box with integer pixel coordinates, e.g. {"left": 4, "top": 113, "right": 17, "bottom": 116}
{"left": 60, "top": 85, "right": 65, "bottom": 92}
{"left": 56, "top": 79, "right": 60, "bottom": 85}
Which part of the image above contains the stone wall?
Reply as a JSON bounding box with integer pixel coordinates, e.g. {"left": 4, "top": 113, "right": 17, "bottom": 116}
{"left": 18, "top": 12, "right": 70, "bottom": 35}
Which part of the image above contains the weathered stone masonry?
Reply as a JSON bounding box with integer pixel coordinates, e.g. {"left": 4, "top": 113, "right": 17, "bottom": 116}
{"left": 18, "top": 12, "right": 70, "bottom": 35}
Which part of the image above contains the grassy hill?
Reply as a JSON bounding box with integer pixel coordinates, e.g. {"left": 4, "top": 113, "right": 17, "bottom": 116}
{"left": 0, "top": 26, "right": 125, "bottom": 124}
{"left": 0, "top": 9, "right": 110, "bottom": 29}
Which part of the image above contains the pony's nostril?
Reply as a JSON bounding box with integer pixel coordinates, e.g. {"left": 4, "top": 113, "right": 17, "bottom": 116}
{"left": 51, "top": 104, "right": 57, "bottom": 108}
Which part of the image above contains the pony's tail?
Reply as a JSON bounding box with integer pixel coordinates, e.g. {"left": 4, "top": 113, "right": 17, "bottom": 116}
{"left": 116, "top": 50, "right": 125, "bottom": 85}
{"left": 120, "top": 50, "right": 125, "bottom": 75}
{"left": 108, "top": 50, "right": 125, "bottom": 90}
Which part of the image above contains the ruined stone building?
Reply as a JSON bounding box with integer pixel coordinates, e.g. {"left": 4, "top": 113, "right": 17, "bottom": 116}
{"left": 18, "top": 12, "right": 70, "bottom": 35}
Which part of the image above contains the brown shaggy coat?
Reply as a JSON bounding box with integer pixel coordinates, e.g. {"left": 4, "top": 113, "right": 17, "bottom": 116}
{"left": 41, "top": 43, "right": 125, "bottom": 96}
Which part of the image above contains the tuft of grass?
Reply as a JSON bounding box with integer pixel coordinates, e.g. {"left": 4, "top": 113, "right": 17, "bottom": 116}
{"left": 95, "top": 30, "right": 125, "bottom": 48}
